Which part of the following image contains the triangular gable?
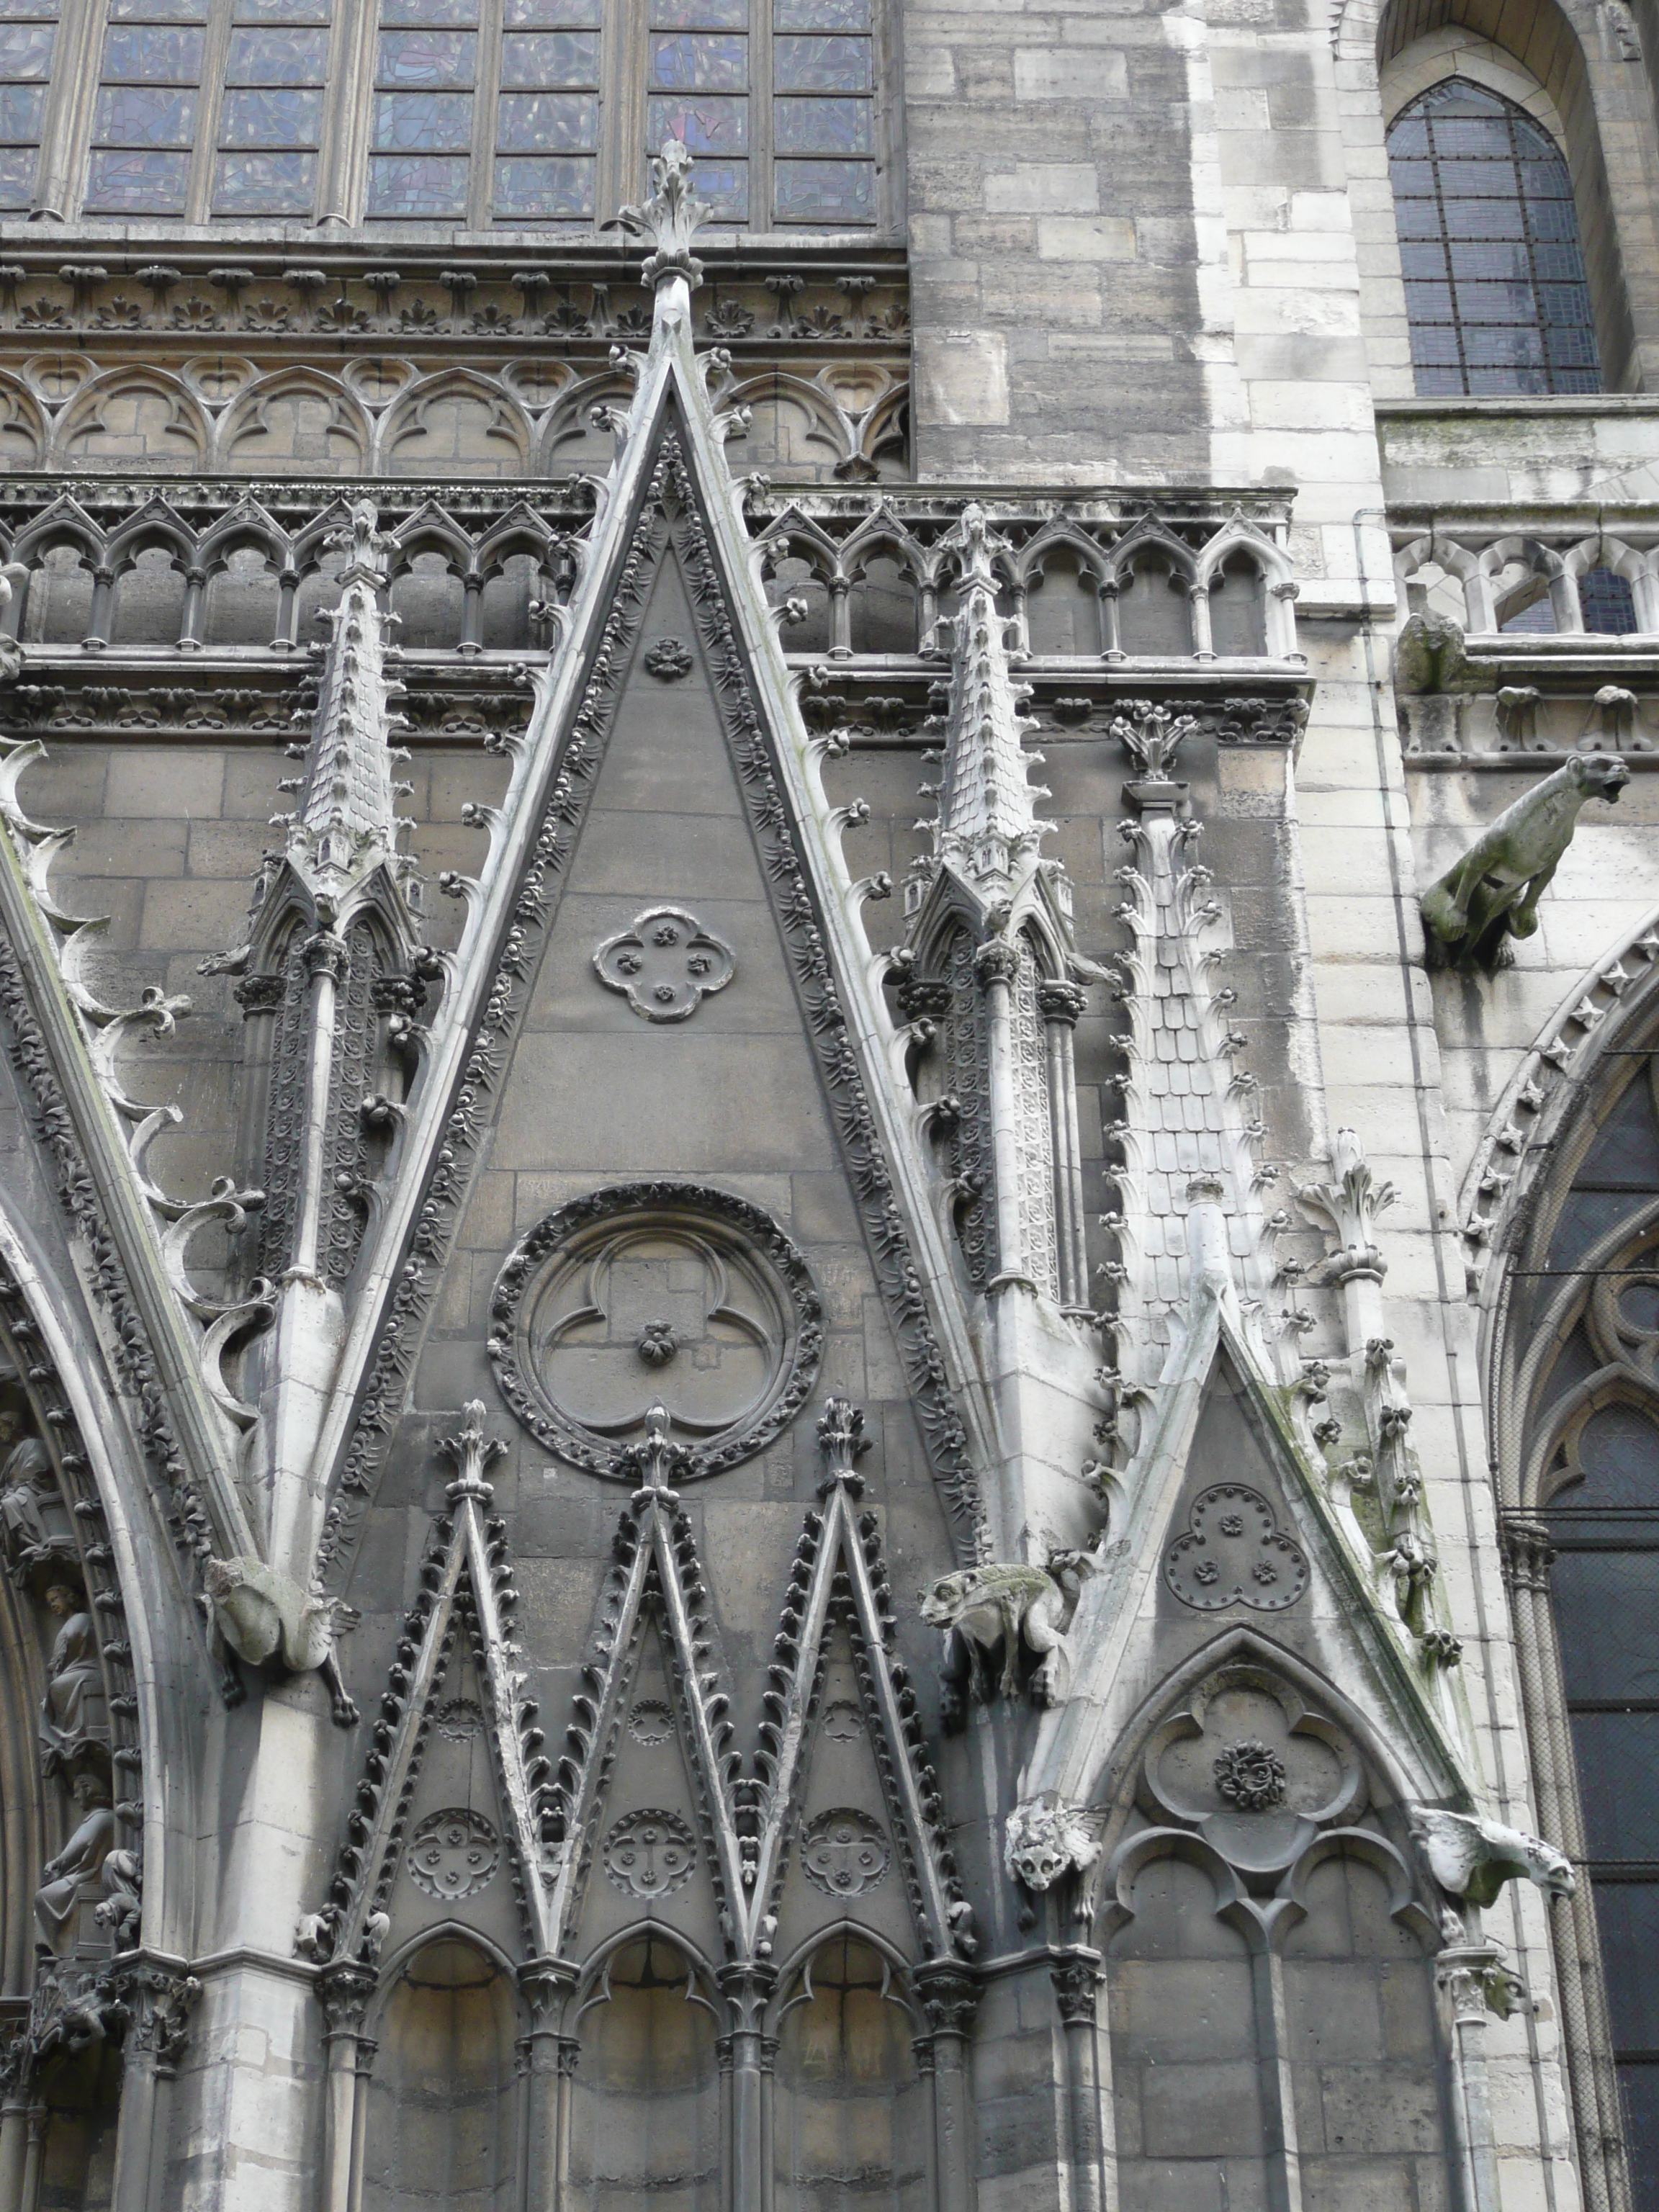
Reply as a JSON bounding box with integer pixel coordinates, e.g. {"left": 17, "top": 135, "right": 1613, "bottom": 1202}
{"left": 302, "top": 1402, "right": 556, "bottom": 1967}
{"left": 1017, "top": 1210, "right": 1475, "bottom": 1852}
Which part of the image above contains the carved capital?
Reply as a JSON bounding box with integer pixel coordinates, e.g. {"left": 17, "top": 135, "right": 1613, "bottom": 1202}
{"left": 973, "top": 938, "right": 1020, "bottom": 991}
{"left": 1501, "top": 1516, "right": 1555, "bottom": 1593}
{"left": 715, "top": 1961, "right": 777, "bottom": 2036}
{"left": 1050, "top": 1951, "right": 1102, "bottom": 2027}
{"left": 1437, "top": 1941, "right": 1527, "bottom": 2024}
{"left": 895, "top": 976, "right": 952, "bottom": 1023}
{"left": 1036, "top": 979, "right": 1088, "bottom": 1026}
{"left": 121, "top": 1962, "right": 200, "bottom": 2077}
{"left": 232, "top": 973, "right": 284, "bottom": 1017}
{"left": 316, "top": 1963, "right": 377, "bottom": 2043}
{"left": 300, "top": 930, "right": 349, "bottom": 983}
{"left": 913, "top": 1961, "right": 979, "bottom": 2041}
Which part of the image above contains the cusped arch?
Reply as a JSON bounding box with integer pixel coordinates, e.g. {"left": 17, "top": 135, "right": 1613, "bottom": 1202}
{"left": 0, "top": 370, "right": 48, "bottom": 468}
{"left": 216, "top": 368, "right": 371, "bottom": 475}
{"left": 382, "top": 370, "right": 530, "bottom": 477}
{"left": 196, "top": 497, "right": 292, "bottom": 579}
{"left": 51, "top": 368, "right": 210, "bottom": 473}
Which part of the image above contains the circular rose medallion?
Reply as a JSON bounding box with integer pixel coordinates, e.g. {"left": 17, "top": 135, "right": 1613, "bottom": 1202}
{"left": 488, "top": 1185, "right": 822, "bottom": 1478}
{"left": 406, "top": 1808, "right": 500, "bottom": 1901}
{"left": 799, "top": 1809, "right": 890, "bottom": 1897}
{"left": 603, "top": 1809, "right": 698, "bottom": 1899}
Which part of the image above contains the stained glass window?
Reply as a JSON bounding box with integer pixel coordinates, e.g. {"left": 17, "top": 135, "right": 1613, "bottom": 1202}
{"left": 0, "top": 0, "right": 54, "bottom": 210}
{"left": 1388, "top": 79, "right": 1602, "bottom": 396}
{"left": 86, "top": 0, "right": 207, "bottom": 214}
{"left": 214, "top": 0, "right": 330, "bottom": 214}
{"left": 64, "top": 0, "right": 882, "bottom": 224}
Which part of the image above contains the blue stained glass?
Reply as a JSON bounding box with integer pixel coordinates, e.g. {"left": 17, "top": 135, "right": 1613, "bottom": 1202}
{"left": 367, "top": 149, "right": 467, "bottom": 212}
{"left": 650, "top": 0, "right": 745, "bottom": 22}
{"left": 500, "top": 31, "right": 598, "bottom": 84}
{"left": 773, "top": 94, "right": 868, "bottom": 152}
{"left": 495, "top": 90, "right": 596, "bottom": 150}
{"left": 0, "top": 20, "right": 51, "bottom": 71}
{"left": 381, "top": 0, "right": 475, "bottom": 21}
{"left": 775, "top": 0, "right": 868, "bottom": 25}
{"left": 234, "top": 0, "right": 330, "bottom": 19}
{"left": 505, "top": 0, "right": 596, "bottom": 21}
{"left": 212, "top": 148, "right": 314, "bottom": 207}
{"left": 646, "top": 92, "right": 746, "bottom": 153}
{"left": 774, "top": 155, "right": 872, "bottom": 219}
{"left": 0, "top": 145, "right": 32, "bottom": 201}
{"left": 226, "top": 24, "right": 328, "bottom": 77}
{"left": 687, "top": 155, "right": 745, "bottom": 217}
{"left": 374, "top": 89, "right": 471, "bottom": 148}
{"left": 109, "top": 0, "right": 202, "bottom": 17}
{"left": 94, "top": 82, "right": 195, "bottom": 142}
{"left": 376, "top": 27, "right": 474, "bottom": 84}
{"left": 85, "top": 146, "right": 189, "bottom": 207}
{"left": 0, "top": 82, "right": 42, "bottom": 135}
{"left": 773, "top": 34, "right": 869, "bottom": 89}
{"left": 493, "top": 151, "right": 592, "bottom": 215}
{"left": 649, "top": 31, "right": 744, "bottom": 87}
{"left": 220, "top": 86, "right": 320, "bottom": 143}
{"left": 102, "top": 24, "right": 202, "bottom": 77}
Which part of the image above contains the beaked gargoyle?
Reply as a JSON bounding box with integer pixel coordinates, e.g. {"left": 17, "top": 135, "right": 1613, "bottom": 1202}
{"left": 1421, "top": 752, "right": 1629, "bottom": 970}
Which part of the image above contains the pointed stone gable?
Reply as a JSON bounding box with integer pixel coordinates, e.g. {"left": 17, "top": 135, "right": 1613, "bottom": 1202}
{"left": 315, "top": 419, "right": 985, "bottom": 1596}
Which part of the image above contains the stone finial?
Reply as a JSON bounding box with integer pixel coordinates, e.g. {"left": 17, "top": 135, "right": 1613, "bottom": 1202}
{"left": 1296, "top": 1127, "right": 1395, "bottom": 1284}
{"left": 1421, "top": 752, "right": 1629, "bottom": 969}
{"left": 610, "top": 139, "right": 711, "bottom": 294}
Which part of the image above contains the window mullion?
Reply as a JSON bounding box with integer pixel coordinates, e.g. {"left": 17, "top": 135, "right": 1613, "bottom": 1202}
{"left": 32, "top": 0, "right": 100, "bottom": 219}
{"left": 470, "top": 0, "right": 498, "bottom": 230}
{"left": 750, "top": 0, "right": 768, "bottom": 235}
{"left": 317, "top": 0, "right": 377, "bottom": 225}
{"left": 187, "top": 0, "right": 231, "bottom": 221}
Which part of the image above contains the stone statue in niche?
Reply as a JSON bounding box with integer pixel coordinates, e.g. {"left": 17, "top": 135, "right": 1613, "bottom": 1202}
{"left": 1421, "top": 752, "right": 1629, "bottom": 969}
{"left": 922, "top": 1550, "right": 1100, "bottom": 1725}
{"left": 37, "top": 1581, "right": 108, "bottom": 1775}
{"left": 34, "top": 1770, "right": 116, "bottom": 1957}
{"left": 0, "top": 1408, "right": 75, "bottom": 1587}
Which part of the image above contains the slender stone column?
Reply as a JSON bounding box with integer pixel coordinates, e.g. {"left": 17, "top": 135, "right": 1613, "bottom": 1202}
{"left": 347, "top": 2036, "right": 376, "bottom": 2212}
{"left": 1050, "top": 1951, "right": 1110, "bottom": 2212}
{"left": 17, "top": 2100, "right": 43, "bottom": 2212}
{"left": 913, "top": 1964, "right": 977, "bottom": 2212}
{"left": 716, "top": 1964, "right": 776, "bottom": 2212}
{"left": 975, "top": 938, "right": 1033, "bottom": 1295}
{"left": 111, "top": 1961, "right": 200, "bottom": 2212}
{"left": 316, "top": 1965, "right": 376, "bottom": 2212}
{"left": 518, "top": 1960, "right": 577, "bottom": 2211}
{"left": 1437, "top": 1946, "right": 1508, "bottom": 2212}
{"left": 1037, "top": 981, "right": 1089, "bottom": 1312}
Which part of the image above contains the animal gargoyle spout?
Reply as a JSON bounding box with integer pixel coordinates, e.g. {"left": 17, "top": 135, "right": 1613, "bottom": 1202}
{"left": 1421, "top": 752, "right": 1628, "bottom": 970}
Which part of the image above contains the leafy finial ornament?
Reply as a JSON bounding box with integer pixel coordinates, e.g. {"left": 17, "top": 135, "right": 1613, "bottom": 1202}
{"left": 610, "top": 139, "right": 711, "bottom": 293}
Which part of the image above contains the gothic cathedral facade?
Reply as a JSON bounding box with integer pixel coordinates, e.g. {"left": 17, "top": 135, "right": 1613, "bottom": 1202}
{"left": 0, "top": 0, "right": 1653, "bottom": 2206}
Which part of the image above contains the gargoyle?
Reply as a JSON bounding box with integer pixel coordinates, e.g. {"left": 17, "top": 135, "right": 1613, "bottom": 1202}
{"left": 920, "top": 1550, "right": 1100, "bottom": 1725}
{"left": 1004, "top": 1798, "right": 1102, "bottom": 1892}
{"left": 203, "top": 1555, "right": 358, "bottom": 1727}
{"left": 1411, "top": 1806, "right": 1575, "bottom": 1934}
{"left": 1421, "top": 753, "right": 1629, "bottom": 969}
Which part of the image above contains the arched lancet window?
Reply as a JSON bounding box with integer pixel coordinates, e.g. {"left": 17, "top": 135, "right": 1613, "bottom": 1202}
{"left": 1387, "top": 80, "right": 1601, "bottom": 397}
{"left": 568, "top": 1936, "right": 721, "bottom": 2212}
{"left": 1504, "top": 1055, "right": 1659, "bottom": 2208}
{"left": 773, "top": 1934, "right": 925, "bottom": 2212}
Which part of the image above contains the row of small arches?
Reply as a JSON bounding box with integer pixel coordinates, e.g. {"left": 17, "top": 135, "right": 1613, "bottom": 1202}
{"left": 6, "top": 503, "right": 1300, "bottom": 662}
{"left": 1398, "top": 532, "right": 1658, "bottom": 637}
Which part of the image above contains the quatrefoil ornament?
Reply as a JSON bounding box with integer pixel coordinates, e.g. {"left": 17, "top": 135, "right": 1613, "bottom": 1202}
{"left": 594, "top": 905, "right": 735, "bottom": 1023}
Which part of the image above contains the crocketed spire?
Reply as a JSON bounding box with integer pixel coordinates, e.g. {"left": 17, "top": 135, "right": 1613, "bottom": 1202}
{"left": 287, "top": 499, "right": 409, "bottom": 904}
{"left": 925, "top": 501, "right": 1048, "bottom": 903}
